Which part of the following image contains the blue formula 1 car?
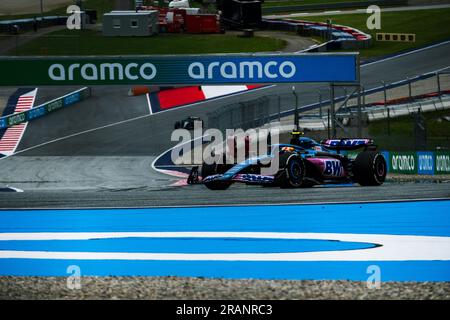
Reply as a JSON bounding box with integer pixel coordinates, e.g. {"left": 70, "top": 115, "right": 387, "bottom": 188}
{"left": 189, "top": 132, "right": 387, "bottom": 190}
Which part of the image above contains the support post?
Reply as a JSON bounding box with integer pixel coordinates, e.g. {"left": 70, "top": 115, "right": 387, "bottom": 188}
{"left": 387, "top": 107, "right": 391, "bottom": 136}
{"left": 408, "top": 77, "right": 412, "bottom": 101}
{"left": 318, "top": 91, "right": 322, "bottom": 118}
{"left": 357, "top": 85, "right": 362, "bottom": 137}
{"left": 293, "top": 86, "right": 299, "bottom": 131}
{"left": 278, "top": 95, "right": 281, "bottom": 122}
{"left": 326, "top": 19, "right": 332, "bottom": 41}
{"left": 437, "top": 72, "right": 441, "bottom": 96}
{"left": 343, "top": 88, "right": 348, "bottom": 109}
{"left": 15, "top": 32, "right": 18, "bottom": 56}
{"left": 382, "top": 80, "right": 388, "bottom": 135}
{"left": 361, "top": 84, "right": 365, "bottom": 109}
{"left": 330, "top": 84, "right": 336, "bottom": 138}
{"left": 327, "top": 109, "right": 330, "bottom": 139}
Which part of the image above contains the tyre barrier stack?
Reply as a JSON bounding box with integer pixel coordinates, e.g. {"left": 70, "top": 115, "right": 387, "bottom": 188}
{"left": 262, "top": 18, "right": 372, "bottom": 52}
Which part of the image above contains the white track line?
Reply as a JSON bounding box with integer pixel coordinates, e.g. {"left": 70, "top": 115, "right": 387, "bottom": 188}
{"left": 0, "top": 113, "right": 153, "bottom": 161}
{"left": 146, "top": 93, "right": 153, "bottom": 115}
{"left": 151, "top": 135, "right": 206, "bottom": 178}
{"left": 362, "top": 40, "right": 450, "bottom": 67}
{"left": 0, "top": 232, "right": 449, "bottom": 261}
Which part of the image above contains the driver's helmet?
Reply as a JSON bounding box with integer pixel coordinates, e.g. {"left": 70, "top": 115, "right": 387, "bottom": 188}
{"left": 290, "top": 134, "right": 317, "bottom": 149}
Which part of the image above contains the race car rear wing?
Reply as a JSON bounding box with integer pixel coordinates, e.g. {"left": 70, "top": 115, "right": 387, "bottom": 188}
{"left": 320, "top": 139, "right": 376, "bottom": 151}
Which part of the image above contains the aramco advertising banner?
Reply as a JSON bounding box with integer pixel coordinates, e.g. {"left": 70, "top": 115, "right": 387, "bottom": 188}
{"left": 0, "top": 54, "right": 358, "bottom": 86}
{"left": 385, "top": 151, "right": 450, "bottom": 175}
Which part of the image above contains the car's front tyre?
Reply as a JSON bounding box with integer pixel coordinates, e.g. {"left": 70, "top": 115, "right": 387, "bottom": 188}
{"left": 201, "top": 162, "right": 232, "bottom": 190}
{"left": 276, "top": 153, "right": 306, "bottom": 188}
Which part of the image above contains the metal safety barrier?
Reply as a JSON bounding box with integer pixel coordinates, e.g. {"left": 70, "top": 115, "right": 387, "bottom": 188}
{"left": 0, "top": 87, "right": 91, "bottom": 129}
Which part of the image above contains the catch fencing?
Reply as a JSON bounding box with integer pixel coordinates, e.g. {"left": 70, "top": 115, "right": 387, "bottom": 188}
{"left": 206, "top": 68, "right": 450, "bottom": 151}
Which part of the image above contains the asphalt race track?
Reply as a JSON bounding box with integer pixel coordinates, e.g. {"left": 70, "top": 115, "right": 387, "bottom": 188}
{"left": 0, "top": 182, "right": 448, "bottom": 208}
{"left": 0, "top": 41, "right": 449, "bottom": 292}
{"left": 9, "top": 41, "right": 450, "bottom": 158}
{"left": 0, "top": 42, "right": 449, "bottom": 198}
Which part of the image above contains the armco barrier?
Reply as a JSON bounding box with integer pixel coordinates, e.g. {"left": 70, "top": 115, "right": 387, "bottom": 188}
{"left": 386, "top": 151, "right": 450, "bottom": 175}
{"left": 0, "top": 87, "right": 91, "bottom": 129}
{"left": 320, "top": 150, "right": 448, "bottom": 175}
{"left": 0, "top": 16, "right": 68, "bottom": 34}
{"left": 436, "top": 151, "right": 450, "bottom": 174}
{"left": 272, "top": 66, "right": 449, "bottom": 121}
{"left": 262, "top": 18, "right": 372, "bottom": 51}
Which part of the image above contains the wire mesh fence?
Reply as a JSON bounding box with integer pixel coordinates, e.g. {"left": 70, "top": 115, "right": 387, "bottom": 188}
{"left": 207, "top": 93, "right": 297, "bottom": 134}
{"left": 206, "top": 68, "right": 450, "bottom": 150}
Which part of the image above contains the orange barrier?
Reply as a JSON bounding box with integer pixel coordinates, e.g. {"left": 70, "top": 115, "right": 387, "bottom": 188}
{"left": 129, "top": 86, "right": 150, "bottom": 96}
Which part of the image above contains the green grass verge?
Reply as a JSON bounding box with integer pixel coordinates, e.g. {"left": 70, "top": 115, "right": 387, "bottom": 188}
{"left": 369, "top": 108, "right": 450, "bottom": 151}
{"left": 10, "top": 29, "right": 287, "bottom": 55}
{"left": 263, "top": 0, "right": 366, "bottom": 7}
{"left": 295, "top": 8, "right": 450, "bottom": 58}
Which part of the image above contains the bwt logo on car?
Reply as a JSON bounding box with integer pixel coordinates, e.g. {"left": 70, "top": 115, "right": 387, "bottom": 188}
{"left": 188, "top": 61, "right": 297, "bottom": 80}
{"left": 391, "top": 155, "right": 415, "bottom": 171}
{"left": 324, "top": 160, "right": 342, "bottom": 176}
{"left": 48, "top": 62, "right": 157, "bottom": 81}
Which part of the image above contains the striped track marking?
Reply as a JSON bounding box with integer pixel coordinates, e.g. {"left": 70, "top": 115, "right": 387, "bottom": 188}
{"left": 0, "top": 89, "right": 37, "bottom": 156}
{"left": 150, "top": 85, "right": 263, "bottom": 113}
{"left": 0, "top": 232, "right": 449, "bottom": 261}
{"left": 0, "top": 200, "right": 449, "bottom": 280}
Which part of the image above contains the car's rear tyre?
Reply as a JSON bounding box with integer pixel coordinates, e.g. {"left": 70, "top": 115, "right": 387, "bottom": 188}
{"left": 174, "top": 121, "right": 181, "bottom": 130}
{"left": 276, "top": 153, "right": 306, "bottom": 188}
{"left": 353, "top": 151, "right": 387, "bottom": 186}
{"left": 201, "top": 162, "right": 232, "bottom": 190}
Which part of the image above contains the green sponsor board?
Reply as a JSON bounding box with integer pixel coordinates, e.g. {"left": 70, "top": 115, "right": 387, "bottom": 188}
{"left": 0, "top": 88, "right": 90, "bottom": 130}
{"left": 0, "top": 54, "right": 358, "bottom": 86}
{"left": 46, "top": 99, "right": 64, "bottom": 112}
{"left": 7, "top": 112, "right": 27, "bottom": 126}
{"left": 389, "top": 152, "right": 417, "bottom": 174}
{"left": 435, "top": 151, "right": 450, "bottom": 174}
{"left": 323, "top": 150, "right": 447, "bottom": 175}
